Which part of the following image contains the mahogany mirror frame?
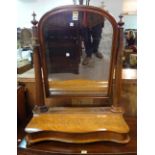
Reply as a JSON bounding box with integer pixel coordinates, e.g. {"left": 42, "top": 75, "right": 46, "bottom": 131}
{"left": 38, "top": 5, "right": 118, "bottom": 97}
{"left": 32, "top": 5, "right": 123, "bottom": 108}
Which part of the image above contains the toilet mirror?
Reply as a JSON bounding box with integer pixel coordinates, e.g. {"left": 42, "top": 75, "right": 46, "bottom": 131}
{"left": 38, "top": 6, "right": 118, "bottom": 97}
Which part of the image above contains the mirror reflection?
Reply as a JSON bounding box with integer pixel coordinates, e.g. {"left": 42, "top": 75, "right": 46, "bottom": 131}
{"left": 43, "top": 10, "right": 113, "bottom": 95}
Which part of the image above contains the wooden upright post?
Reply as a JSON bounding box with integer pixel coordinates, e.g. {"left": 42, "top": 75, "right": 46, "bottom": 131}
{"left": 111, "top": 15, "right": 124, "bottom": 112}
{"left": 31, "top": 12, "right": 45, "bottom": 107}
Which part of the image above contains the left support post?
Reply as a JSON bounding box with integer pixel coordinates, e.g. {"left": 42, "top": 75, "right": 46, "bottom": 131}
{"left": 31, "top": 12, "right": 45, "bottom": 107}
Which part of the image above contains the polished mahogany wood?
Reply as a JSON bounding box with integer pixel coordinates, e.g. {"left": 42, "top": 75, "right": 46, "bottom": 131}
{"left": 25, "top": 5, "right": 130, "bottom": 146}
{"left": 17, "top": 68, "right": 137, "bottom": 116}
{"left": 25, "top": 107, "right": 129, "bottom": 145}
{"left": 26, "top": 131, "right": 130, "bottom": 145}
{"left": 25, "top": 107, "right": 129, "bottom": 134}
{"left": 31, "top": 12, "right": 45, "bottom": 106}
{"left": 38, "top": 5, "right": 119, "bottom": 99}
{"left": 112, "top": 15, "right": 124, "bottom": 111}
{"left": 18, "top": 117, "right": 136, "bottom": 155}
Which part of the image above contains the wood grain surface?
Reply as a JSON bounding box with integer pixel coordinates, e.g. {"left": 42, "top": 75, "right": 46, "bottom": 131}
{"left": 18, "top": 117, "right": 136, "bottom": 155}
{"left": 25, "top": 107, "right": 129, "bottom": 134}
{"left": 25, "top": 107, "right": 130, "bottom": 144}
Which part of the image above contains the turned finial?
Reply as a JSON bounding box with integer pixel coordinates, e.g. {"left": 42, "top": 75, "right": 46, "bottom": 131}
{"left": 31, "top": 11, "right": 38, "bottom": 26}
{"left": 118, "top": 14, "right": 124, "bottom": 28}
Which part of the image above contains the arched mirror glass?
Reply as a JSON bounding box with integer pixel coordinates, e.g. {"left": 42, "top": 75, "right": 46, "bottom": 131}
{"left": 40, "top": 8, "right": 114, "bottom": 97}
